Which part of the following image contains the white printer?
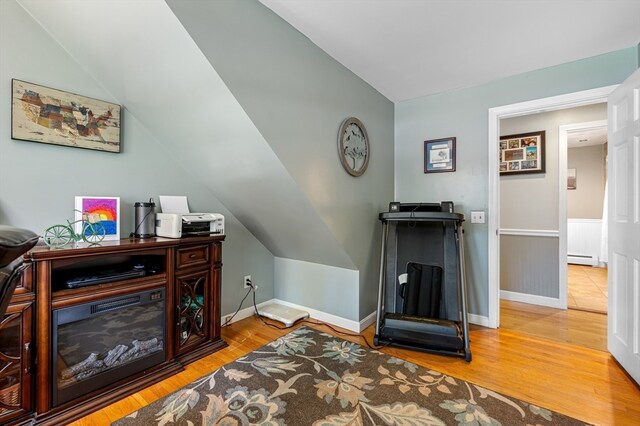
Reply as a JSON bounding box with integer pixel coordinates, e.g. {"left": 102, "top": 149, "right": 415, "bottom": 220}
{"left": 155, "top": 196, "right": 224, "bottom": 238}
{"left": 156, "top": 213, "right": 224, "bottom": 238}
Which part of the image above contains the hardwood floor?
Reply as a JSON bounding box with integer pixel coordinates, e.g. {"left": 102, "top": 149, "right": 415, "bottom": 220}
{"left": 500, "top": 299, "right": 607, "bottom": 352}
{"left": 72, "top": 315, "right": 639, "bottom": 426}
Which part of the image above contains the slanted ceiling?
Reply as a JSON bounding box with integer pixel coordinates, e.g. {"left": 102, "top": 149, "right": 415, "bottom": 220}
{"left": 259, "top": 0, "right": 640, "bottom": 102}
{"left": 18, "top": 0, "right": 355, "bottom": 269}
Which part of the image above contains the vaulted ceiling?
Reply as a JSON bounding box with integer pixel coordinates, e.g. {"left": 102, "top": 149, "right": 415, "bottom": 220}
{"left": 260, "top": 0, "right": 640, "bottom": 102}
{"left": 18, "top": 0, "right": 356, "bottom": 269}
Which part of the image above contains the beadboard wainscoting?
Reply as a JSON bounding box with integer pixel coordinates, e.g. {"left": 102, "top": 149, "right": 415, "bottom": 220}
{"left": 499, "top": 228, "right": 561, "bottom": 307}
{"left": 567, "top": 218, "right": 603, "bottom": 266}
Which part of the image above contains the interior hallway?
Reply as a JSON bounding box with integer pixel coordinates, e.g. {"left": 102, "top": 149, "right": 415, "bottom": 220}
{"left": 567, "top": 264, "right": 608, "bottom": 313}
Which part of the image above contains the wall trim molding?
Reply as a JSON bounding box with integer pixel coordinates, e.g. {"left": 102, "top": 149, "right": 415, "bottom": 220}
{"left": 222, "top": 298, "right": 274, "bottom": 326}
{"left": 271, "top": 299, "right": 363, "bottom": 332}
{"left": 468, "top": 313, "right": 490, "bottom": 327}
{"left": 499, "top": 228, "right": 559, "bottom": 237}
{"left": 223, "top": 299, "right": 490, "bottom": 332}
{"left": 568, "top": 218, "right": 604, "bottom": 223}
{"left": 500, "top": 290, "right": 563, "bottom": 309}
{"left": 359, "top": 310, "right": 377, "bottom": 331}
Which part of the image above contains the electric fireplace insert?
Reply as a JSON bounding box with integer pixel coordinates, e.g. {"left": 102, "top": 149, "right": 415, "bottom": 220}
{"left": 51, "top": 288, "right": 166, "bottom": 406}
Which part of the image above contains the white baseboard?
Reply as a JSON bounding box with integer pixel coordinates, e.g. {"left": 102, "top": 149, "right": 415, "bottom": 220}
{"left": 271, "top": 299, "right": 363, "bottom": 332}
{"left": 568, "top": 255, "right": 598, "bottom": 266}
{"left": 222, "top": 298, "right": 366, "bottom": 332}
{"left": 221, "top": 298, "right": 274, "bottom": 326}
{"left": 223, "top": 299, "right": 489, "bottom": 332}
{"left": 359, "top": 311, "right": 377, "bottom": 332}
{"left": 500, "top": 290, "right": 562, "bottom": 309}
{"left": 467, "top": 313, "right": 490, "bottom": 328}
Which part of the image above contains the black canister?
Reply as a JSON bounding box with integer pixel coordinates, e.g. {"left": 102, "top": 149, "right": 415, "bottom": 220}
{"left": 133, "top": 198, "right": 156, "bottom": 238}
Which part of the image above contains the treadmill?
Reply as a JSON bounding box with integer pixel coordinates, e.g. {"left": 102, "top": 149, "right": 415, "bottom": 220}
{"left": 374, "top": 201, "right": 471, "bottom": 361}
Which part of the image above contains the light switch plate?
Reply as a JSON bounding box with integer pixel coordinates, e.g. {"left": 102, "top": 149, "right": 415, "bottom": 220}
{"left": 470, "top": 210, "right": 485, "bottom": 224}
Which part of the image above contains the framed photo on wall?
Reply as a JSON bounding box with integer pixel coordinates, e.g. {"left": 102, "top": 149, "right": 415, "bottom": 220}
{"left": 499, "top": 131, "right": 545, "bottom": 175}
{"left": 424, "top": 137, "right": 456, "bottom": 173}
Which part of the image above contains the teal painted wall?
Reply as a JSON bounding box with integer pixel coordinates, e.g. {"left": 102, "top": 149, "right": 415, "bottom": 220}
{"left": 395, "top": 47, "right": 638, "bottom": 317}
{"left": 0, "top": 0, "right": 275, "bottom": 316}
{"left": 168, "top": 0, "right": 395, "bottom": 319}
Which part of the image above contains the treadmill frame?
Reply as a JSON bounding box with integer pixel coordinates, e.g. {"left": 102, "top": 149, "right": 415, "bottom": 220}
{"left": 374, "top": 210, "right": 472, "bottom": 361}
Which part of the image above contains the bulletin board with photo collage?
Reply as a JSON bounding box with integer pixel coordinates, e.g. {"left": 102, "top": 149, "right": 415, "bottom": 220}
{"left": 499, "top": 131, "right": 545, "bottom": 175}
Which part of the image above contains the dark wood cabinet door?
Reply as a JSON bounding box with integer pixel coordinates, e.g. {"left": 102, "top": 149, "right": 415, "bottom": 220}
{"left": 0, "top": 301, "right": 33, "bottom": 424}
{"left": 175, "top": 269, "right": 210, "bottom": 354}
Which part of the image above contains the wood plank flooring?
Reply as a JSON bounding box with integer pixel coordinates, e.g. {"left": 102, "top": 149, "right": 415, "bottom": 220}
{"left": 500, "top": 299, "right": 608, "bottom": 352}
{"left": 70, "top": 313, "right": 639, "bottom": 426}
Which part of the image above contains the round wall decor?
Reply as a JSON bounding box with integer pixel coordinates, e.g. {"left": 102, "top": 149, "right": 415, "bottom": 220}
{"left": 338, "top": 117, "right": 369, "bottom": 177}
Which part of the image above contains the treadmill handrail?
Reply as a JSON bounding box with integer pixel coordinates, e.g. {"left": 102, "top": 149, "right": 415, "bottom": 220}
{"left": 379, "top": 211, "right": 464, "bottom": 222}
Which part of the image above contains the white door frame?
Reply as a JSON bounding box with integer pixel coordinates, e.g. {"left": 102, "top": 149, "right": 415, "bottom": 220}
{"left": 487, "top": 85, "right": 617, "bottom": 328}
{"left": 558, "top": 119, "right": 608, "bottom": 308}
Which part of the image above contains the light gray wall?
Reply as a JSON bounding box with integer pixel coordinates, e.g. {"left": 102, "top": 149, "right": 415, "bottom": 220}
{"left": 568, "top": 144, "right": 606, "bottom": 219}
{"left": 500, "top": 103, "right": 607, "bottom": 230}
{"left": 500, "top": 235, "right": 559, "bottom": 297}
{"left": 0, "top": 0, "right": 275, "bottom": 316}
{"left": 167, "top": 0, "right": 395, "bottom": 319}
{"left": 395, "top": 47, "right": 637, "bottom": 317}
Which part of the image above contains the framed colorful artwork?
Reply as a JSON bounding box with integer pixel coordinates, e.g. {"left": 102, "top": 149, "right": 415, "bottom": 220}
{"left": 74, "top": 196, "right": 120, "bottom": 241}
{"left": 499, "top": 131, "right": 545, "bottom": 175}
{"left": 11, "top": 79, "right": 121, "bottom": 152}
{"left": 424, "top": 137, "right": 456, "bottom": 173}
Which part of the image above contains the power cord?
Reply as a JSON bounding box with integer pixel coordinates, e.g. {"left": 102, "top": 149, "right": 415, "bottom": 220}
{"left": 248, "top": 280, "right": 391, "bottom": 350}
{"left": 221, "top": 284, "right": 253, "bottom": 327}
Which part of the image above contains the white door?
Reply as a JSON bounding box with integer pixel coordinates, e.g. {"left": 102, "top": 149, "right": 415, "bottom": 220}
{"left": 608, "top": 68, "right": 640, "bottom": 385}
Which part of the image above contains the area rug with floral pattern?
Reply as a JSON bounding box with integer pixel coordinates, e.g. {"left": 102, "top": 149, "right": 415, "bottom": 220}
{"left": 113, "top": 326, "right": 587, "bottom": 426}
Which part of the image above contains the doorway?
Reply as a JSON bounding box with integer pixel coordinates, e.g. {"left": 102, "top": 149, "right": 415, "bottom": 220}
{"left": 562, "top": 122, "right": 608, "bottom": 315}
{"left": 487, "top": 85, "right": 617, "bottom": 330}
{"left": 495, "top": 106, "right": 608, "bottom": 351}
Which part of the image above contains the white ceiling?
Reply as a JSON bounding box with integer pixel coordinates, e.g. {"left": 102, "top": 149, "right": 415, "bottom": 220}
{"left": 568, "top": 127, "right": 608, "bottom": 148}
{"left": 259, "top": 0, "right": 640, "bottom": 102}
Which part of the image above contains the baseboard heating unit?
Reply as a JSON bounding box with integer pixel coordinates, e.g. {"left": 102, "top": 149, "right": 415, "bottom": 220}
{"left": 257, "top": 304, "right": 309, "bottom": 327}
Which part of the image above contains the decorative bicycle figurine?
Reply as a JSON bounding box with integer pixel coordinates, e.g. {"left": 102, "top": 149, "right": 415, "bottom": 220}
{"left": 43, "top": 210, "right": 106, "bottom": 248}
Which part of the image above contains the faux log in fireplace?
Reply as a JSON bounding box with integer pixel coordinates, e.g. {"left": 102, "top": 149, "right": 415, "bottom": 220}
{"left": 51, "top": 288, "right": 166, "bottom": 406}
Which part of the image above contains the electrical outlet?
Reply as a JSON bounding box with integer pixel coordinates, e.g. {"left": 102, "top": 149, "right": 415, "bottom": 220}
{"left": 225, "top": 315, "right": 232, "bottom": 325}
{"left": 470, "top": 210, "right": 485, "bottom": 224}
{"left": 243, "top": 275, "right": 252, "bottom": 289}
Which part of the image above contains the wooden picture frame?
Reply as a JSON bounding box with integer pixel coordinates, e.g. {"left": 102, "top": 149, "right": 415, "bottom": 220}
{"left": 424, "top": 137, "right": 456, "bottom": 173}
{"left": 338, "top": 117, "right": 370, "bottom": 177}
{"left": 11, "top": 79, "right": 121, "bottom": 152}
{"left": 499, "top": 131, "right": 545, "bottom": 175}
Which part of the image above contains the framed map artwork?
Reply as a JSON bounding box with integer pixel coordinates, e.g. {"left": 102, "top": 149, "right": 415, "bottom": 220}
{"left": 499, "top": 131, "right": 545, "bottom": 175}
{"left": 11, "top": 79, "right": 121, "bottom": 152}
